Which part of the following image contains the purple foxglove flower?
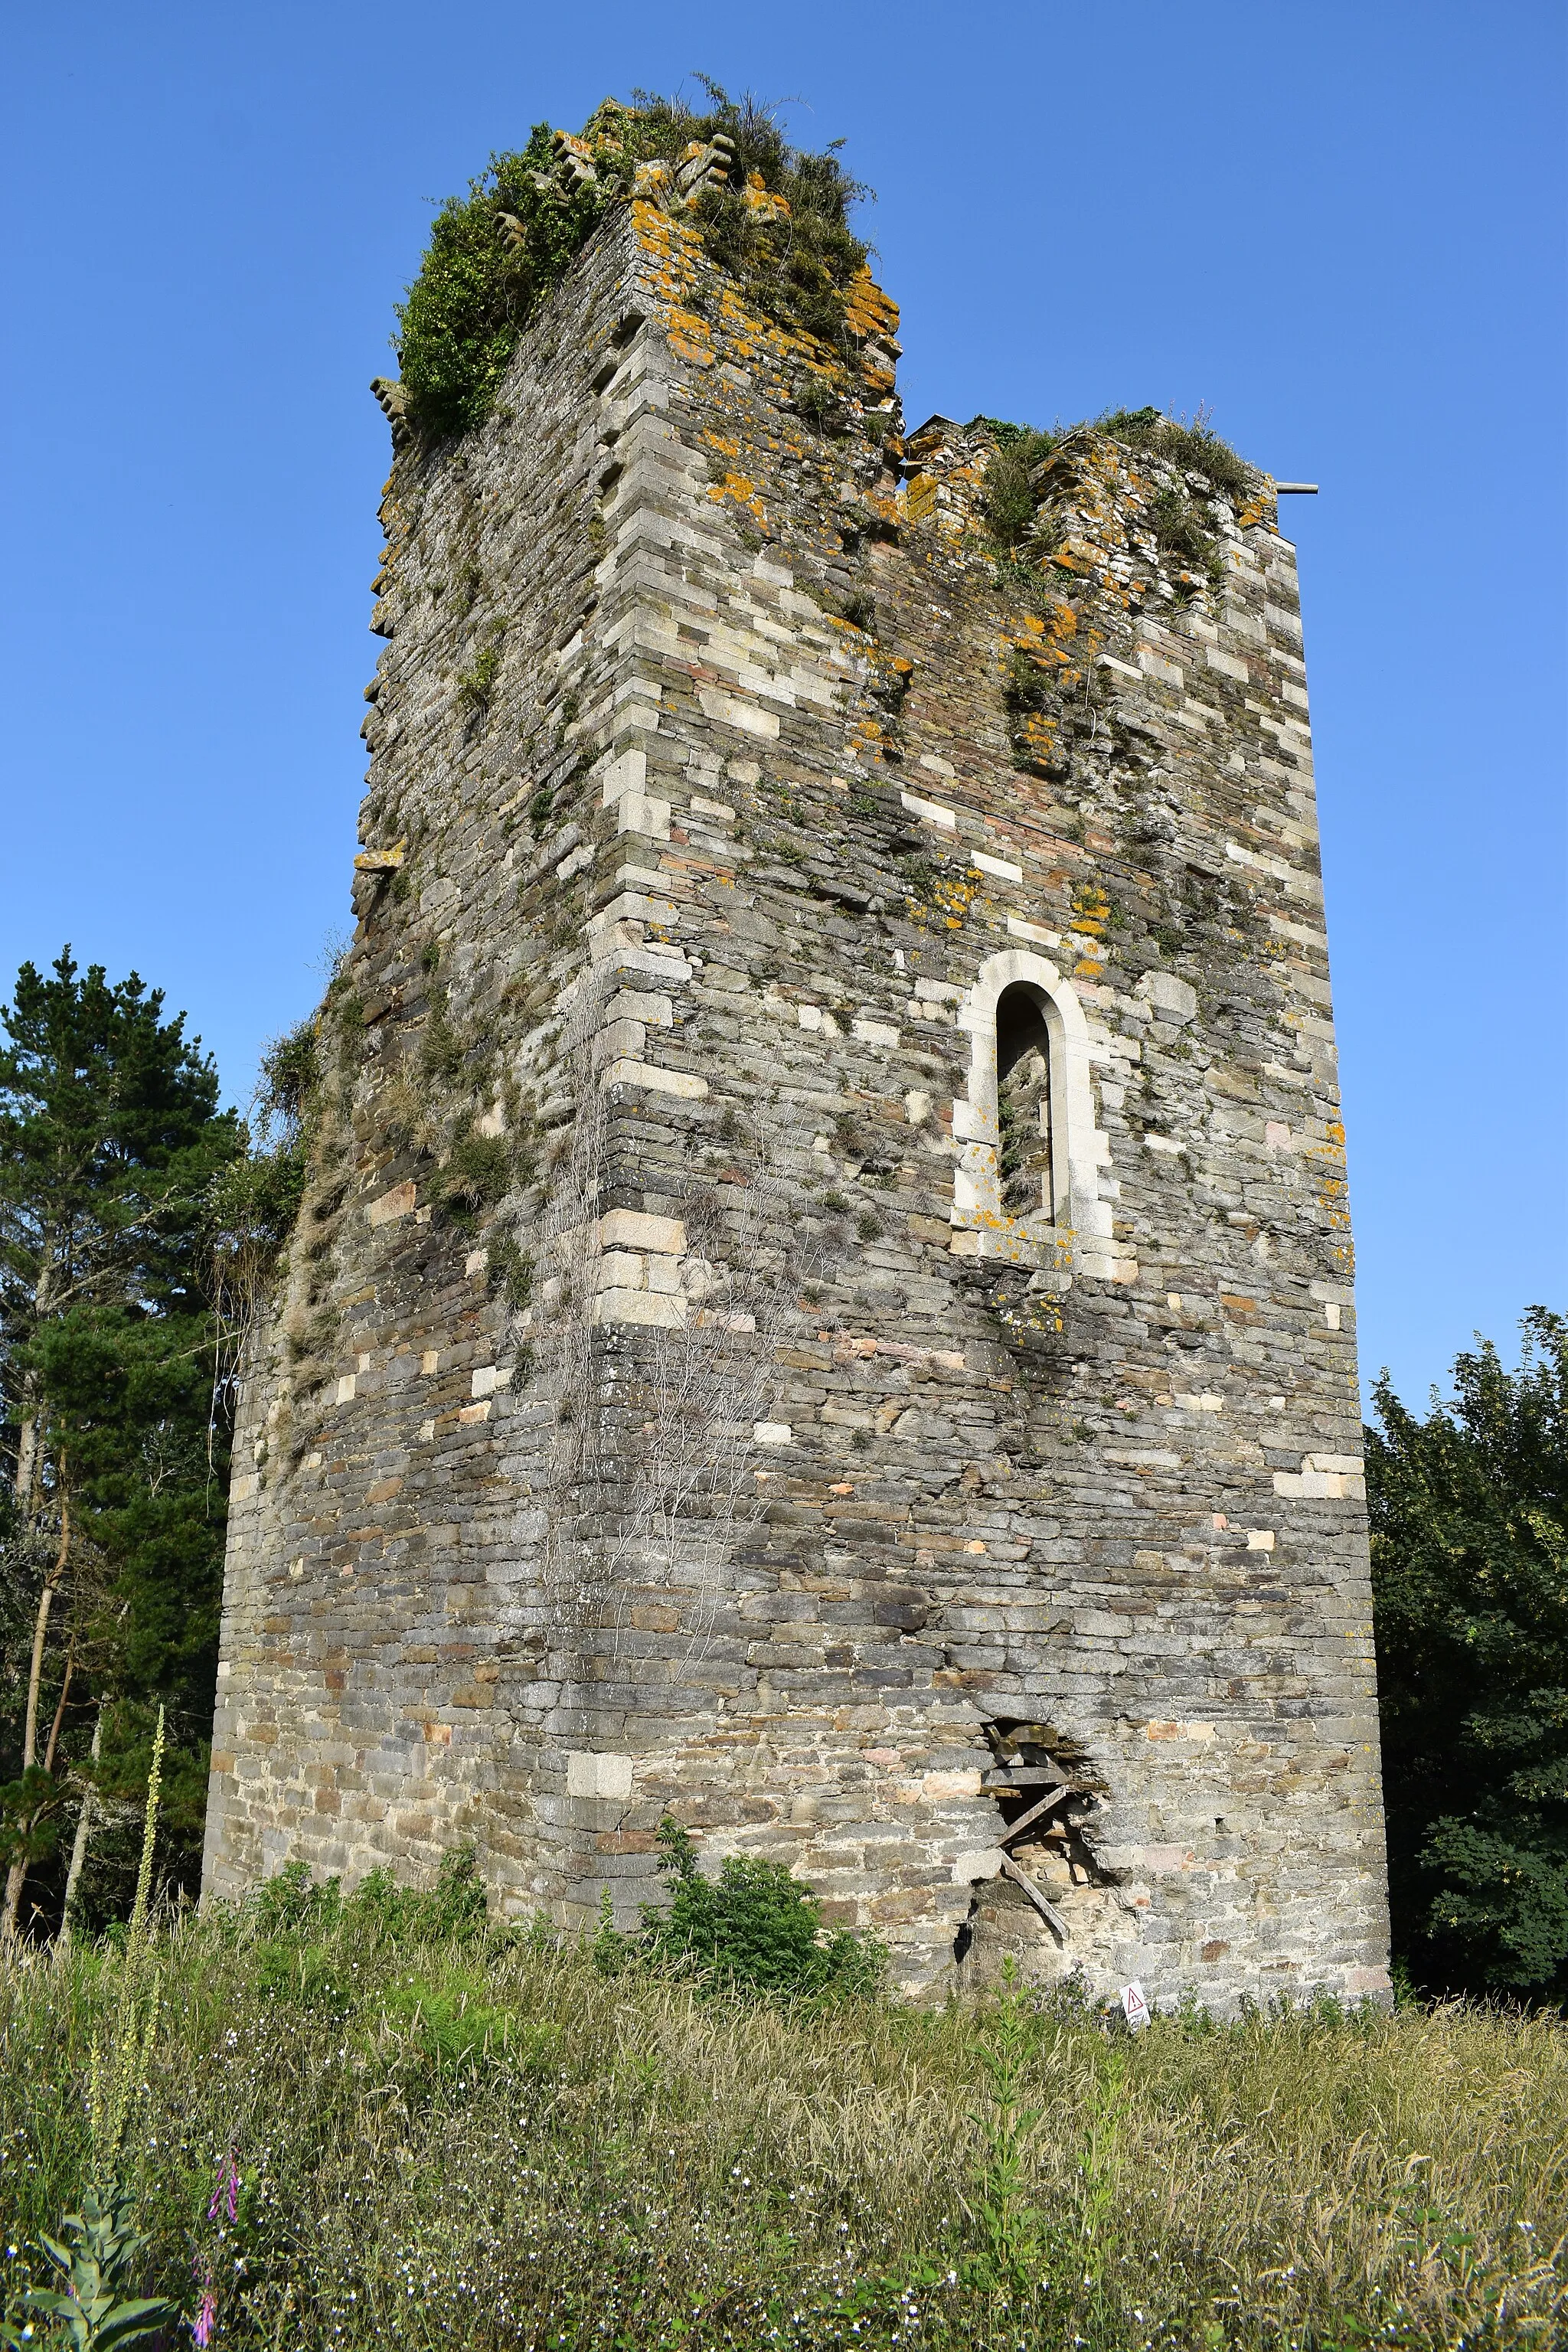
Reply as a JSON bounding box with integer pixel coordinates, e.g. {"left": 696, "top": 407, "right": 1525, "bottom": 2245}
{"left": 207, "top": 2152, "right": 240, "bottom": 2224}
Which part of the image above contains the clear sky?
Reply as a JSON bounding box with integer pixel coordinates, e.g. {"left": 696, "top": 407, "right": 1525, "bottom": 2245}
{"left": 3, "top": 0, "right": 1563, "bottom": 1414}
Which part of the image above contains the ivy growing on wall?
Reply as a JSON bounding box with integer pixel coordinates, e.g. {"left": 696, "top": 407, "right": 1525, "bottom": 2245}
{"left": 396, "top": 84, "right": 874, "bottom": 445}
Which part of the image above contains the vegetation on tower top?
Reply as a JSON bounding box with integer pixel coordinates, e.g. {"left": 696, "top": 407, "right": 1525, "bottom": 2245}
{"left": 395, "top": 83, "right": 875, "bottom": 446}
{"left": 975, "top": 406, "right": 1261, "bottom": 611}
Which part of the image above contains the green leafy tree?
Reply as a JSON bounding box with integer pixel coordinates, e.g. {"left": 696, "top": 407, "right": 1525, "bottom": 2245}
{"left": 1368, "top": 1308, "right": 1568, "bottom": 1999}
{"left": 0, "top": 952, "right": 243, "bottom": 1938}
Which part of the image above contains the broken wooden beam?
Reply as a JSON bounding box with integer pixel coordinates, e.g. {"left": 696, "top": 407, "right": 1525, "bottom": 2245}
{"left": 998, "top": 1783, "right": 1082, "bottom": 1844}
{"left": 1000, "top": 1855, "right": 1068, "bottom": 1940}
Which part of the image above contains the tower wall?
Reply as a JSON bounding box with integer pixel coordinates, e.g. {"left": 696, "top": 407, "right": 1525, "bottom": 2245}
{"left": 204, "top": 201, "right": 1390, "bottom": 2005}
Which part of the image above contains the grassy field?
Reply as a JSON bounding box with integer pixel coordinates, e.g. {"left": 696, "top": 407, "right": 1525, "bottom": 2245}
{"left": 1, "top": 1879, "right": 1565, "bottom": 2352}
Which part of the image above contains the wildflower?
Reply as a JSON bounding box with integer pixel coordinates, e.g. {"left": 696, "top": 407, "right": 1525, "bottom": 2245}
{"left": 192, "top": 2291, "right": 217, "bottom": 2346}
{"left": 207, "top": 2150, "right": 241, "bottom": 2225}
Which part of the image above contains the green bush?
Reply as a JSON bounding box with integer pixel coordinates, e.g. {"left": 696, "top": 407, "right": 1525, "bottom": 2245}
{"left": 436, "top": 1129, "right": 518, "bottom": 1233}
{"left": 395, "top": 87, "right": 874, "bottom": 446}
{"left": 244, "top": 1855, "right": 341, "bottom": 1938}
{"left": 974, "top": 420, "right": 1056, "bottom": 552}
{"left": 377, "top": 1973, "right": 521, "bottom": 2073}
{"left": 1001, "top": 645, "right": 1054, "bottom": 719}
{"left": 676, "top": 83, "right": 870, "bottom": 354}
{"left": 201, "top": 1015, "right": 322, "bottom": 1308}
{"left": 609, "top": 1816, "right": 887, "bottom": 2000}
{"left": 486, "top": 1235, "right": 534, "bottom": 1310}
{"left": 202, "top": 1144, "right": 307, "bottom": 1279}
{"left": 456, "top": 629, "right": 505, "bottom": 714}
{"left": 235, "top": 1842, "right": 492, "bottom": 1954}
{"left": 395, "top": 123, "right": 604, "bottom": 443}
{"left": 249, "top": 1938, "right": 356, "bottom": 2016}
{"left": 253, "top": 1021, "right": 322, "bottom": 1145}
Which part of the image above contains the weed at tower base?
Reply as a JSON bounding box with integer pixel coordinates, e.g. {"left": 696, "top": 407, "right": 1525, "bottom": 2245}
{"left": 2, "top": 1849, "right": 1564, "bottom": 2348}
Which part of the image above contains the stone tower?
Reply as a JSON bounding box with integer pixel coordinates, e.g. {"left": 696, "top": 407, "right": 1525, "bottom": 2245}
{"left": 202, "top": 164, "right": 1390, "bottom": 2006}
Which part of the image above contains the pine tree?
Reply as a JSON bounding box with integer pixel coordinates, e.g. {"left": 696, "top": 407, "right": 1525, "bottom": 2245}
{"left": 0, "top": 951, "right": 242, "bottom": 1939}
{"left": 1368, "top": 1308, "right": 1568, "bottom": 2001}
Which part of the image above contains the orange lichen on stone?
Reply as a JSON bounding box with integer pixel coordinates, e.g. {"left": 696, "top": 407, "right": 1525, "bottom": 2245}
{"left": 844, "top": 266, "right": 899, "bottom": 345}
{"left": 707, "top": 471, "right": 769, "bottom": 529}
{"left": 1068, "top": 881, "right": 1112, "bottom": 978}
{"left": 741, "top": 169, "right": 792, "bottom": 224}
{"left": 903, "top": 474, "right": 937, "bottom": 524}
{"left": 841, "top": 266, "right": 901, "bottom": 393}
{"left": 632, "top": 158, "right": 675, "bottom": 203}
{"left": 1013, "top": 711, "right": 1060, "bottom": 761}
{"left": 1071, "top": 888, "right": 1110, "bottom": 937}
{"left": 1307, "top": 1121, "right": 1353, "bottom": 1233}
{"left": 860, "top": 488, "right": 903, "bottom": 537}
{"left": 905, "top": 869, "right": 977, "bottom": 931}
{"left": 667, "top": 309, "right": 715, "bottom": 366}
{"left": 630, "top": 199, "right": 704, "bottom": 282}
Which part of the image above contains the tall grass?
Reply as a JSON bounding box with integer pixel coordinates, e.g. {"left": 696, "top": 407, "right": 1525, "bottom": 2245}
{"left": 1, "top": 1900, "right": 1564, "bottom": 2348}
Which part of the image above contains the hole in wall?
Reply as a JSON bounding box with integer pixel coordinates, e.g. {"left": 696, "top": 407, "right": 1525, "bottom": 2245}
{"left": 981, "top": 1719, "right": 1116, "bottom": 1885}
{"left": 952, "top": 1720, "right": 1120, "bottom": 1967}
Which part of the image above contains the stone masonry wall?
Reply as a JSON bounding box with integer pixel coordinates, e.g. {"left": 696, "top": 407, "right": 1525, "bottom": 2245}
{"left": 203, "top": 198, "right": 1390, "bottom": 2008}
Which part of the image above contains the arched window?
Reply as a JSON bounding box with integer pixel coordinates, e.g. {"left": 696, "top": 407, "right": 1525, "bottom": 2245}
{"left": 996, "top": 985, "right": 1054, "bottom": 1223}
{"left": 950, "top": 948, "right": 1119, "bottom": 1279}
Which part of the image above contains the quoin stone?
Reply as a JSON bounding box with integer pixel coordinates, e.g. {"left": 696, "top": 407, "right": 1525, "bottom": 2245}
{"left": 202, "top": 171, "right": 1390, "bottom": 2008}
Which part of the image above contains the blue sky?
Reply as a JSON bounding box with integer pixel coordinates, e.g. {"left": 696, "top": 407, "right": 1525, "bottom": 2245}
{"left": 3, "top": 0, "right": 1563, "bottom": 1413}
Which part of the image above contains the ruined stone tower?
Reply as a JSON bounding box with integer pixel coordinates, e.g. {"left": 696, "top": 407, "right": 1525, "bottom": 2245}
{"left": 203, "top": 138, "right": 1390, "bottom": 2005}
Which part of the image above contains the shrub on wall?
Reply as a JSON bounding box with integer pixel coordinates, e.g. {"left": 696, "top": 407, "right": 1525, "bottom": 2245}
{"left": 397, "top": 86, "right": 874, "bottom": 446}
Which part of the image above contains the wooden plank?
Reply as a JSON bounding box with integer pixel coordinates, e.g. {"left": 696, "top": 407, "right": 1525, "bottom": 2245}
{"left": 1000, "top": 1855, "right": 1069, "bottom": 1940}
{"left": 981, "top": 1767, "right": 1073, "bottom": 1789}
{"left": 998, "top": 1784, "right": 1078, "bottom": 1845}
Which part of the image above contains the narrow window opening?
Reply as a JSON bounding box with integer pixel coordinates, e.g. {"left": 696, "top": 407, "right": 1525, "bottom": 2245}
{"left": 996, "top": 985, "right": 1054, "bottom": 1221}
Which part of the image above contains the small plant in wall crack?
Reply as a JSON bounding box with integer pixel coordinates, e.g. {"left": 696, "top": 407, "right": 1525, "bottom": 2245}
{"left": 456, "top": 622, "right": 507, "bottom": 717}
{"left": 797, "top": 371, "right": 851, "bottom": 436}
{"left": 486, "top": 1233, "right": 535, "bottom": 1311}
{"left": 436, "top": 1124, "right": 531, "bottom": 1236}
